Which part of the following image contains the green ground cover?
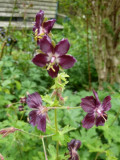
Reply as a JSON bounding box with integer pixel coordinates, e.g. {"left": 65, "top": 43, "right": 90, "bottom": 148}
{"left": 0, "top": 22, "right": 120, "bottom": 159}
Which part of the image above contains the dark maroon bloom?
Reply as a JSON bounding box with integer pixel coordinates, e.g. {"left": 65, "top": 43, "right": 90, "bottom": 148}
{"left": 81, "top": 90, "right": 111, "bottom": 129}
{"left": 68, "top": 139, "right": 81, "bottom": 160}
{"left": 27, "top": 92, "right": 48, "bottom": 132}
{"left": 33, "top": 10, "right": 56, "bottom": 41}
{"left": 32, "top": 36, "right": 77, "bottom": 78}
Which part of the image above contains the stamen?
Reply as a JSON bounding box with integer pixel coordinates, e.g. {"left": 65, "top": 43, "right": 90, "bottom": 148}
{"left": 101, "top": 114, "right": 107, "bottom": 122}
{"left": 51, "top": 66, "right": 55, "bottom": 72}
{"left": 47, "top": 63, "right": 55, "bottom": 72}
{"left": 34, "top": 29, "right": 45, "bottom": 41}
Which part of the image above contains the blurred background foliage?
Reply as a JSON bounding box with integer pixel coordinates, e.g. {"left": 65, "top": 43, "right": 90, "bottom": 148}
{"left": 0, "top": 0, "right": 120, "bottom": 159}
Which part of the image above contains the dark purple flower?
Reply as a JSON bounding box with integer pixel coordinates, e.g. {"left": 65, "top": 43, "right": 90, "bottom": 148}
{"left": 68, "top": 139, "right": 81, "bottom": 160}
{"left": 81, "top": 90, "right": 111, "bottom": 129}
{"left": 33, "top": 10, "right": 56, "bottom": 41}
{"left": 27, "top": 92, "right": 48, "bottom": 132}
{"left": 32, "top": 36, "right": 77, "bottom": 78}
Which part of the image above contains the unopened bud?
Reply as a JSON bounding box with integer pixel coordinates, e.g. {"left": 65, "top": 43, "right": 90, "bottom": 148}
{"left": 20, "top": 97, "right": 27, "bottom": 104}
{"left": 51, "top": 90, "right": 57, "bottom": 98}
{"left": 0, "top": 127, "right": 18, "bottom": 137}
{"left": 6, "top": 104, "right": 12, "bottom": 108}
{"left": 18, "top": 106, "right": 24, "bottom": 111}
{"left": 0, "top": 153, "right": 4, "bottom": 160}
{"left": 59, "top": 96, "right": 64, "bottom": 105}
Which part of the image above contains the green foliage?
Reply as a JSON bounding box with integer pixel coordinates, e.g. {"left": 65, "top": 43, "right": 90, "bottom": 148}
{"left": 0, "top": 11, "right": 120, "bottom": 160}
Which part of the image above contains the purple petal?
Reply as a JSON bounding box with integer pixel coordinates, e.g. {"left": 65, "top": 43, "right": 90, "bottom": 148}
{"left": 43, "top": 19, "right": 56, "bottom": 33}
{"left": 93, "top": 90, "right": 101, "bottom": 106}
{"left": 39, "top": 36, "right": 53, "bottom": 54}
{"left": 32, "top": 54, "right": 48, "bottom": 67}
{"left": 71, "top": 154, "right": 79, "bottom": 160}
{"left": 68, "top": 139, "right": 81, "bottom": 151}
{"left": 33, "top": 10, "right": 44, "bottom": 32}
{"left": 59, "top": 55, "right": 77, "bottom": 69}
{"left": 95, "top": 114, "right": 107, "bottom": 126}
{"left": 27, "top": 92, "right": 42, "bottom": 109}
{"left": 82, "top": 113, "right": 95, "bottom": 129}
{"left": 102, "top": 96, "right": 111, "bottom": 111}
{"left": 48, "top": 64, "right": 59, "bottom": 78}
{"left": 55, "top": 39, "right": 70, "bottom": 56}
{"left": 81, "top": 96, "right": 96, "bottom": 112}
{"left": 29, "top": 110, "right": 37, "bottom": 126}
{"left": 68, "top": 139, "right": 76, "bottom": 150}
{"left": 68, "top": 152, "right": 79, "bottom": 160}
{"left": 36, "top": 114, "right": 46, "bottom": 132}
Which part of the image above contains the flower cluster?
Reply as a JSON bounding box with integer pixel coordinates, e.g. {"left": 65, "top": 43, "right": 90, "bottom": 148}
{"left": 0, "top": 10, "right": 112, "bottom": 160}
{"left": 32, "top": 10, "right": 77, "bottom": 78}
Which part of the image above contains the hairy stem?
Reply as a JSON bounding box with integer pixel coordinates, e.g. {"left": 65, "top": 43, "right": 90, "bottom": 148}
{"left": 48, "top": 106, "right": 81, "bottom": 110}
{"left": 55, "top": 109, "right": 59, "bottom": 159}
{"left": 110, "top": 108, "right": 120, "bottom": 126}
{"left": 42, "top": 137, "right": 48, "bottom": 160}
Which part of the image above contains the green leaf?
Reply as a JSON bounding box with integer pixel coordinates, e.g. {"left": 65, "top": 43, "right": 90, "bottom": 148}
{"left": 15, "top": 80, "right": 21, "bottom": 90}
{"left": 52, "top": 126, "right": 76, "bottom": 145}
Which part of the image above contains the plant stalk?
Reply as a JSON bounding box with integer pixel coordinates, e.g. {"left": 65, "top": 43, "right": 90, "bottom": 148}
{"left": 55, "top": 109, "right": 59, "bottom": 160}
{"left": 48, "top": 106, "right": 81, "bottom": 110}
{"left": 42, "top": 137, "right": 48, "bottom": 160}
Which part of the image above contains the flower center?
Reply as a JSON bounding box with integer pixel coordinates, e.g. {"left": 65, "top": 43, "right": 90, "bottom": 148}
{"left": 95, "top": 106, "right": 107, "bottom": 121}
{"left": 35, "top": 28, "right": 45, "bottom": 41}
{"left": 94, "top": 106, "right": 103, "bottom": 117}
{"left": 37, "top": 107, "right": 48, "bottom": 115}
{"left": 47, "top": 56, "right": 56, "bottom": 72}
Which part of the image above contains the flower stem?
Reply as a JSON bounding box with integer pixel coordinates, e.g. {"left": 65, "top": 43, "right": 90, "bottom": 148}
{"left": 48, "top": 106, "right": 81, "bottom": 110}
{"left": 54, "top": 109, "right": 59, "bottom": 160}
{"left": 18, "top": 129, "right": 54, "bottom": 139}
{"left": 110, "top": 108, "right": 120, "bottom": 126}
{"left": 42, "top": 137, "right": 48, "bottom": 160}
{"left": 55, "top": 109, "right": 58, "bottom": 132}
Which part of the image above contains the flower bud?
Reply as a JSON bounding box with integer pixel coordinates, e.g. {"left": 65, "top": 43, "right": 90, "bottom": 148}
{"left": 0, "top": 127, "right": 18, "bottom": 137}
{"left": 0, "top": 153, "right": 4, "bottom": 160}
{"left": 20, "top": 97, "right": 27, "bottom": 104}
{"left": 18, "top": 106, "right": 24, "bottom": 111}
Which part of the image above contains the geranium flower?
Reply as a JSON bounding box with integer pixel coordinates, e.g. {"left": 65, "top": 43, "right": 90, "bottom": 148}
{"left": 81, "top": 90, "right": 111, "bottom": 129}
{"left": 68, "top": 139, "right": 81, "bottom": 160}
{"left": 33, "top": 10, "right": 56, "bottom": 41}
{"left": 32, "top": 36, "right": 77, "bottom": 78}
{"left": 27, "top": 92, "right": 48, "bottom": 132}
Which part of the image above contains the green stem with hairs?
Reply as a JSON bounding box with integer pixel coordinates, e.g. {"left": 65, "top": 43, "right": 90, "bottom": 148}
{"left": 55, "top": 109, "right": 59, "bottom": 160}
{"left": 48, "top": 106, "right": 81, "bottom": 110}
{"left": 42, "top": 137, "right": 48, "bottom": 160}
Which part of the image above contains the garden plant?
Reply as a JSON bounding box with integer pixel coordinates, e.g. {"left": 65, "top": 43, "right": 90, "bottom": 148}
{"left": 0, "top": 10, "right": 114, "bottom": 160}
